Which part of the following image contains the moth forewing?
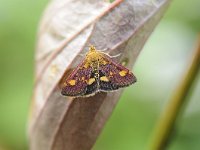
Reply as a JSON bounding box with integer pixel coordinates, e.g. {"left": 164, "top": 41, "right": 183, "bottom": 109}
{"left": 61, "top": 45, "right": 136, "bottom": 97}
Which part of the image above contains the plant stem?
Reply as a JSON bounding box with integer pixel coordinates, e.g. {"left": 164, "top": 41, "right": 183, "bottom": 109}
{"left": 149, "top": 36, "right": 200, "bottom": 150}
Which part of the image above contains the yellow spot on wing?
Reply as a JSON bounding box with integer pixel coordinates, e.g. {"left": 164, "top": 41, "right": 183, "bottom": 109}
{"left": 102, "top": 60, "right": 108, "bottom": 65}
{"left": 68, "top": 80, "right": 76, "bottom": 86}
{"left": 119, "top": 70, "right": 127, "bottom": 77}
{"left": 100, "top": 76, "right": 109, "bottom": 82}
{"left": 84, "top": 63, "right": 89, "bottom": 68}
{"left": 109, "top": 72, "right": 113, "bottom": 76}
{"left": 88, "top": 78, "right": 95, "bottom": 85}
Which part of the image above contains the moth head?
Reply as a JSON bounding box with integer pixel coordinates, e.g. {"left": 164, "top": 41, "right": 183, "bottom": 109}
{"left": 86, "top": 45, "right": 101, "bottom": 62}
{"left": 89, "top": 44, "right": 96, "bottom": 52}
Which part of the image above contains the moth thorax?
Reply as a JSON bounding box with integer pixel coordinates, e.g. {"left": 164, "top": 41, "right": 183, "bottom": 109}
{"left": 86, "top": 52, "right": 102, "bottom": 61}
{"left": 90, "top": 61, "right": 99, "bottom": 68}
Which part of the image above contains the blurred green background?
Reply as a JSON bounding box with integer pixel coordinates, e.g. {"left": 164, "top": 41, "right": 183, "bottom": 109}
{"left": 0, "top": 0, "right": 200, "bottom": 150}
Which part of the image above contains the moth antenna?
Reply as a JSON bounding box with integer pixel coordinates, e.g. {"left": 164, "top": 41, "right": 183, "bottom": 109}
{"left": 106, "top": 53, "right": 122, "bottom": 58}
{"left": 100, "top": 48, "right": 109, "bottom": 52}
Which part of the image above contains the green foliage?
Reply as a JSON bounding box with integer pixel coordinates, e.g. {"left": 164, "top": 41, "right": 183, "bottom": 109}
{"left": 110, "top": 0, "right": 115, "bottom": 3}
{"left": 0, "top": 0, "right": 48, "bottom": 149}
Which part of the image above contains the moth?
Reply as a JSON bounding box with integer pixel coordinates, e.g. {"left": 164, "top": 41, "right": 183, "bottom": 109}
{"left": 61, "top": 45, "right": 136, "bottom": 97}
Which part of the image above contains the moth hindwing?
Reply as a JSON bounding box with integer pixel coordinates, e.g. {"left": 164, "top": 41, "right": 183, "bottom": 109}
{"left": 61, "top": 45, "right": 136, "bottom": 97}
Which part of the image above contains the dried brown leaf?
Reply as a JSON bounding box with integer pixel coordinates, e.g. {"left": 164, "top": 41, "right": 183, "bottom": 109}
{"left": 29, "top": 0, "right": 171, "bottom": 150}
